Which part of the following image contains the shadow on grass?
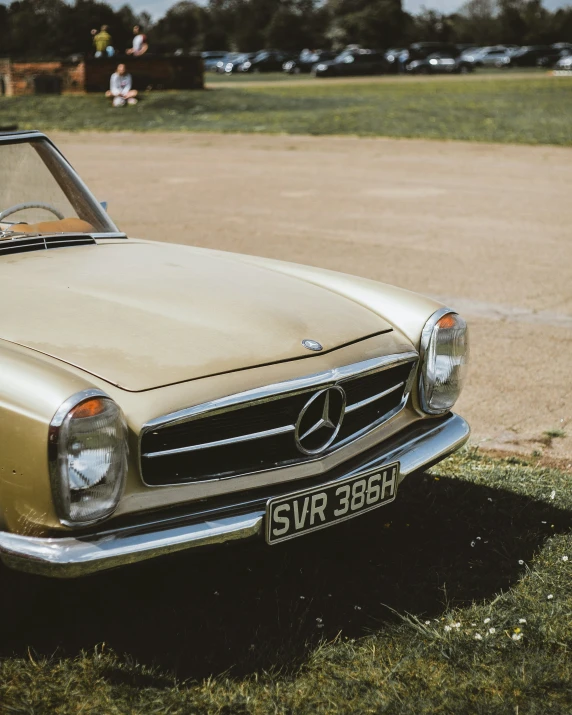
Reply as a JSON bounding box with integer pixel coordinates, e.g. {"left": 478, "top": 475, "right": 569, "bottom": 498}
{"left": 1, "top": 468, "right": 570, "bottom": 681}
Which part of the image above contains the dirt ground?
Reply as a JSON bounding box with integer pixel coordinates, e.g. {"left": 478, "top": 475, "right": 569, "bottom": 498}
{"left": 54, "top": 131, "right": 572, "bottom": 462}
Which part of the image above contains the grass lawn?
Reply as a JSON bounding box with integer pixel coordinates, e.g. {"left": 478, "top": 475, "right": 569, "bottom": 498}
{"left": 1, "top": 450, "right": 571, "bottom": 712}
{"left": 1, "top": 76, "right": 571, "bottom": 144}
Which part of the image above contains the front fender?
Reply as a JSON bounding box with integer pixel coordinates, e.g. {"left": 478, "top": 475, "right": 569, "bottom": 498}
{"left": 0, "top": 340, "right": 96, "bottom": 534}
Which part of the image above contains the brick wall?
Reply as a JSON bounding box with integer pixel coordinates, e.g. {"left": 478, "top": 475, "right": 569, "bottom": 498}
{"left": 85, "top": 56, "right": 203, "bottom": 92}
{"left": 1, "top": 60, "right": 85, "bottom": 96}
{"left": 0, "top": 56, "right": 202, "bottom": 96}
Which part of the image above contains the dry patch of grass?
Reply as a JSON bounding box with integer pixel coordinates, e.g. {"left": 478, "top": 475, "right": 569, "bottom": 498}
{"left": 0, "top": 450, "right": 571, "bottom": 713}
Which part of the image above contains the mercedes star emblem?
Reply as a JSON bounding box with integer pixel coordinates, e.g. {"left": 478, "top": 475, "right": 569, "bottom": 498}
{"left": 295, "top": 385, "right": 346, "bottom": 456}
{"left": 302, "top": 339, "right": 323, "bottom": 352}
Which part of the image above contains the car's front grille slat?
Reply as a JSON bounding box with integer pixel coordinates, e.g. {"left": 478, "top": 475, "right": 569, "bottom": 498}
{"left": 140, "top": 354, "right": 417, "bottom": 486}
{"left": 143, "top": 424, "right": 296, "bottom": 459}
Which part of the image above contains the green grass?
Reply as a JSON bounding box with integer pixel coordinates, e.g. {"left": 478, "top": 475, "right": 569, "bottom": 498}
{"left": 2, "top": 76, "right": 572, "bottom": 144}
{"left": 206, "top": 70, "right": 314, "bottom": 82}
{"left": 1, "top": 450, "right": 572, "bottom": 712}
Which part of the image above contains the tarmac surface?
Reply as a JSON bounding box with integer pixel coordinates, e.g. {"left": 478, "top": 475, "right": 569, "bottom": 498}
{"left": 55, "top": 131, "right": 572, "bottom": 462}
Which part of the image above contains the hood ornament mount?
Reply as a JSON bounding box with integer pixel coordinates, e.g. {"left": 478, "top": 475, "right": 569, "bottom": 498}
{"left": 302, "top": 339, "right": 323, "bottom": 352}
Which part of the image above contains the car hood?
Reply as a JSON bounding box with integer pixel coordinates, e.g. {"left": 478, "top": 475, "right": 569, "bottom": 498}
{"left": 0, "top": 240, "right": 392, "bottom": 391}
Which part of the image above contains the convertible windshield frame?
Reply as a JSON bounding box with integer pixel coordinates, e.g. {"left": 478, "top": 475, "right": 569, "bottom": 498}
{"left": 0, "top": 130, "right": 126, "bottom": 240}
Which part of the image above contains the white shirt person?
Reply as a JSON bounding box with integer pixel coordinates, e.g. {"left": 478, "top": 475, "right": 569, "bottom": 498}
{"left": 105, "top": 64, "right": 138, "bottom": 107}
{"left": 126, "top": 25, "right": 148, "bottom": 56}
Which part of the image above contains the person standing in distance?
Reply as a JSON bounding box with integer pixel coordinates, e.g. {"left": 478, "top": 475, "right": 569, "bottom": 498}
{"left": 126, "top": 26, "right": 148, "bottom": 56}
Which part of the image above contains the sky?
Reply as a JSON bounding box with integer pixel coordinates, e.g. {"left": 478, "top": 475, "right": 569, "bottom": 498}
{"left": 108, "top": 0, "right": 572, "bottom": 21}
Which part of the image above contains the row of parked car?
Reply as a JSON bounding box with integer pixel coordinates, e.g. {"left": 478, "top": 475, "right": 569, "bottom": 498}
{"left": 201, "top": 42, "right": 572, "bottom": 78}
{"left": 458, "top": 43, "right": 572, "bottom": 69}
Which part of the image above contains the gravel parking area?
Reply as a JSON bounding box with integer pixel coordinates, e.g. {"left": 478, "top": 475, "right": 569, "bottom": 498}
{"left": 55, "top": 131, "right": 572, "bottom": 461}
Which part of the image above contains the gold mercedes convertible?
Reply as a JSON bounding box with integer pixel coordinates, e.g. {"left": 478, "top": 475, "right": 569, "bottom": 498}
{"left": 0, "top": 130, "right": 470, "bottom": 577}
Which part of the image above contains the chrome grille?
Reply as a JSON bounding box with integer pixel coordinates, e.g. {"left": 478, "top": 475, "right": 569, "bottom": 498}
{"left": 140, "top": 353, "right": 417, "bottom": 486}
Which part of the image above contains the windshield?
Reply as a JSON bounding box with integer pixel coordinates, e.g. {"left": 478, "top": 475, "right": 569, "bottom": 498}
{"left": 0, "top": 138, "right": 119, "bottom": 239}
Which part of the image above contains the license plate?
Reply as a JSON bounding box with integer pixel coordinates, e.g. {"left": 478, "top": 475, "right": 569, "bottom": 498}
{"left": 266, "top": 462, "right": 399, "bottom": 545}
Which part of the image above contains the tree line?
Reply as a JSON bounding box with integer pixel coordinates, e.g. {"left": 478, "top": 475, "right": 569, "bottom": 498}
{"left": 0, "top": 0, "right": 571, "bottom": 60}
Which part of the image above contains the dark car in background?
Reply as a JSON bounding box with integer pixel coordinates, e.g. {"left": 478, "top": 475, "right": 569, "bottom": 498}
{"left": 313, "top": 49, "right": 388, "bottom": 77}
{"left": 406, "top": 52, "right": 474, "bottom": 75}
{"left": 240, "top": 50, "right": 293, "bottom": 72}
{"left": 214, "top": 52, "right": 241, "bottom": 73}
{"left": 283, "top": 50, "right": 336, "bottom": 74}
{"left": 508, "top": 45, "right": 557, "bottom": 66}
{"left": 536, "top": 47, "right": 571, "bottom": 68}
{"left": 219, "top": 52, "right": 256, "bottom": 73}
{"left": 201, "top": 51, "right": 228, "bottom": 71}
{"left": 386, "top": 43, "right": 463, "bottom": 73}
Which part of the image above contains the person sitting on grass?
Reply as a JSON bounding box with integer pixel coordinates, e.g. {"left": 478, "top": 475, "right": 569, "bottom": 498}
{"left": 105, "top": 64, "right": 138, "bottom": 107}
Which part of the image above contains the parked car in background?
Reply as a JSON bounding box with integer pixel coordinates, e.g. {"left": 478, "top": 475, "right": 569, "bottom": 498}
{"left": 463, "top": 46, "right": 515, "bottom": 68}
{"left": 214, "top": 52, "right": 241, "bottom": 73}
{"left": 313, "top": 49, "right": 388, "bottom": 77}
{"left": 219, "top": 52, "right": 256, "bottom": 74}
{"left": 554, "top": 53, "right": 572, "bottom": 70}
{"left": 201, "top": 51, "right": 228, "bottom": 71}
{"left": 406, "top": 52, "right": 474, "bottom": 75}
{"left": 536, "top": 47, "right": 571, "bottom": 68}
{"left": 508, "top": 45, "right": 557, "bottom": 67}
{"left": 407, "top": 42, "right": 460, "bottom": 62}
{"left": 384, "top": 48, "right": 407, "bottom": 73}
{"left": 0, "top": 129, "right": 470, "bottom": 577}
{"left": 240, "top": 50, "right": 293, "bottom": 72}
{"left": 283, "top": 50, "right": 336, "bottom": 74}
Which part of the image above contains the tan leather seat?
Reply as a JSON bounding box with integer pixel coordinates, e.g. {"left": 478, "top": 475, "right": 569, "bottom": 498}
{"left": 10, "top": 218, "right": 94, "bottom": 234}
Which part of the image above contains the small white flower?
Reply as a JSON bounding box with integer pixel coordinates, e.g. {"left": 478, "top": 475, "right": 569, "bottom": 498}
{"left": 316, "top": 617, "right": 323, "bottom": 624}
{"left": 471, "top": 623, "right": 477, "bottom": 627}
{"left": 444, "top": 625, "right": 452, "bottom": 632}
{"left": 453, "top": 622, "right": 461, "bottom": 629}
{"left": 547, "top": 594, "right": 554, "bottom": 600}
{"left": 317, "top": 623, "right": 324, "bottom": 629}
{"left": 474, "top": 633, "right": 482, "bottom": 640}
{"left": 562, "top": 556, "right": 569, "bottom": 562}
{"left": 518, "top": 618, "right": 527, "bottom": 624}
{"left": 512, "top": 633, "right": 522, "bottom": 641}
{"left": 550, "top": 490, "right": 556, "bottom": 500}
{"left": 470, "top": 541, "right": 476, "bottom": 548}
{"left": 299, "top": 596, "right": 305, "bottom": 600}
{"left": 425, "top": 620, "right": 431, "bottom": 625}
{"left": 476, "top": 537, "right": 482, "bottom": 541}
{"left": 484, "top": 617, "right": 491, "bottom": 624}
{"left": 354, "top": 605, "right": 362, "bottom": 611}
{"left": 541, "top": 521, "right": 547, "bottom": 524}
{"left": 487, "top": 497, "right": 493, "bottom": 502}
{"left": 518, "top": 560, "right": 524, "bottom": 565}
{"left": 488, "top": 627, "right": 496, "bottom": 635}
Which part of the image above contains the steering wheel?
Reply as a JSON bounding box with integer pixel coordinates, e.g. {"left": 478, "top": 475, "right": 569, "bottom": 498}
{"left": 0, "top": 202, "right": 65, "bottom": 222}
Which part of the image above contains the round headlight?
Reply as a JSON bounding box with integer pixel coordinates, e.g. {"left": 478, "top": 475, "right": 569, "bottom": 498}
{"left": 49, "top": 390, "right": 128, "bottom": 525}
{"left": 419, "top": 310, "right": 469, "bottom": 415}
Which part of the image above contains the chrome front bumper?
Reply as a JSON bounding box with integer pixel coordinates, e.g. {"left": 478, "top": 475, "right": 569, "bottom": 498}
{"left": 0, "top": 414, "right": 469, "bottom": 578}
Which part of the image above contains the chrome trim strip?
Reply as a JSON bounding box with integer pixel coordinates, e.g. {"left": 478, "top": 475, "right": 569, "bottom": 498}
{"left": 345, "top": 381, "right": 405, "bottom": 414}
{"left": 0, "top": 414, "right": 469, "bottom": 577}
{"left": 138, "top": 353, "right": 418, "bottom": 485}
{"left": 142, "top": 352, "right": 419, "bottom": 432}
{"left": 143, "top": 425, "right": 295, "bottom": 459}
